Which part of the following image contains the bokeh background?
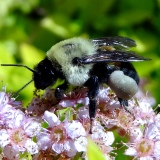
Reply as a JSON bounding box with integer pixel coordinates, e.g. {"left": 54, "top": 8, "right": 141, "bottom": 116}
{"left": 0, "top": 0, "right": 160, "bottom": 159}
{"left": 0, "top": 0, "right": 159, "bottom": 107}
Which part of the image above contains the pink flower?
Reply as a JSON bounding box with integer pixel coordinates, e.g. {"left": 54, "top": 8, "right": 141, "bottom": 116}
{"left": 0, "top": 129, "right": 10, "bottom": 147}
{"left": 23, "top": 119, "right": 41, "bottom": 137}
{"left": 37, "top": 132, "right": 52, "bottom": 150}
{"left": 91, "top": 121, "right": 115, "bottom": 146}
{"left": 65, "top": 120, "right": 86, "bottom": 139}
{"left": 38, "top": 110, "right": 87, "bottom": 157}
{"left": 124, "top": 123, "right": 160, "bottom": 159}
{"left": 59, "top": 88, "right": 89, "bottom": 108}
{"left": 0, "top": 83, "right": 158, "bottom": 160}
{"left": 43, "top": 110, "right": 60, "bottom": 127}
{"left": 133, "top": 100, "right": 155, "bottom": 125}
{"left": 3, "top": 145, "right": 20, "bottom": 160}
{"left": 74, "top": 136, "right": 87, "bottom": 152}
{"left": 0, "top": 127, "right": 39, "bottom": 156}
{"left": 98, "top": 87, "right": 110, "bottom": 102}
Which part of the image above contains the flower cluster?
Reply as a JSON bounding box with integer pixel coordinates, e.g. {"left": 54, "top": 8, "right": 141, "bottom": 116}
{"left": 0, "top": 88, "right": 40, "bottom": 160}
{"left": 0, "top": 86, "right": 159, "bottom": 160}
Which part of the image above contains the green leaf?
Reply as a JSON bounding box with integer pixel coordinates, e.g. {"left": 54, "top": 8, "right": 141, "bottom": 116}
{"left": 20, "top": 152, "right": 32, "bottom": 160}
{"left": 32, "top": 136, "right": 37, "bottom": 143}
{"left": 76, "top": 103, "right": 84, "bottom": 110}
{"left": 20, "top": 43, "right": 45, "bottom": 65}
{"left": 56, "top": 107, "right": 74, "bottom": 121}
{"left": 41, "top": 121, "right": 49, "bottom": 129}
{"left": 87, "top": 139, "right": 107, "bottom": 160}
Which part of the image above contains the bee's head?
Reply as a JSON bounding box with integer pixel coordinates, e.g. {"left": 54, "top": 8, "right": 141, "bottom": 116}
{"left": 33, "top": 58, "right": 58, "bottom": 90}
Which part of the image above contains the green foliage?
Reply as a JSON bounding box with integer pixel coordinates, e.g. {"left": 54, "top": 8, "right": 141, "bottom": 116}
{"left": 56, "top": 107, "right": 74, "bottom": 121}
{"left": 41, "top": 121, "right": 49, "bottom": 129}
{"left": 87, "top": 139, "right": 107, "bottom": 160}
{"left": 19, "top": 151, "right": 32, "bottom": 160}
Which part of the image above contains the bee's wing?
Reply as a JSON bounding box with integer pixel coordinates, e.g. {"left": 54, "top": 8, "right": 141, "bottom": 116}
{"left": 79, "top": 50, "right": 151, "bottom": 64}
{"left": 92, "top": 36, "right": 136, "bottom": 50}
{"left": 76, "top": 37, "right": 150, "bottom": 64}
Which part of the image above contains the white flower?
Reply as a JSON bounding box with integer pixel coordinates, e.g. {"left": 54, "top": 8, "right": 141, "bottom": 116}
{"left": 52, "top": 142, "right": 64, "bottom": 154}
{"left": 0, "top": 105, "right": 15, "bottom": 126}
{"left": 129, "top": 127, "right": 143, "bottom": 142}
{"left": 43, "top": 110, "right": 60, "bottom": 127}
{"left": 0, "top": 119, "right": 40, "bottom": 155}
{"left": 59, "top": 100, "right": 76, "bottom": 107}
{"left": 108, "top": 100, "right": 120, "bottom": 111}
{"left": 3, "top": 145, "right": 19, "bottom": 160}
{"left": 154, "top": 141, "right": 160, "bottom": 157}
{"left": 64, "top": 140, "right": 77, "bottom": 157}
{"left": 11, "top": 110, "right": 26, "bottom": 128}
{"left": 77, "top": 97, "right": 89, "bottom": 106}
{"left": 91, "top": 121, "right": 105, "bottom": 139}
{"left": 25, "top": 139, "right": 39, "bottom": 154}
{"left": 144, "top": 123, "right": 160, "bottom": 139}
{"left": 98, "top": 88, "right": 110, "bottom": 102}
{"left": 78, "top": 107, "right": 89, "bottom": 120}
{"left": 65, "top": 121, "right": 86, "bottom": 139}
{"left": 124, "top": 147, "right": 137, "bottom": 156}
{"left": 52, "top": 140, "right": 77, "bottom": 157}
{"left": 24, "top": 120, "right": 41, "bottom": 137}
{"left": 0, "top": 129, "right": 10, "bottom": 147}
{"left": 154, "top": 114, "right": 160, "bottom": 130}
{"left": 37, "top": 132, "right": 51, "bottom": 150}
{"left": 133, "top": 118, "right": 146, "bottom": 126}
{"left": 4, "top": 109, "right": 26, "bottom": 129}
{"left": 134, "top": 100, "right": 155, "bottom": 124}
{"left": 102, "top": 131, "right": 114, "bottom": 146}
{"left": 124, "top": 123, "right": 160, "bottom": 159}
{"left": 0, "top": 91, "right": 9, "bottom": 106}
{"left": 74, "top": 136, "right": 87, "bottom": 152}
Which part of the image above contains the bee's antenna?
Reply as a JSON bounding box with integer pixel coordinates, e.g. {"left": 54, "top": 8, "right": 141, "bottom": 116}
{"left": 0, "top": 64, "right": 36, "bottom": 97}
{"left": 12, "top": 79, "right": 34, "bottom": 97}
{"left": 0, "top": 64, "right": 36, "bottom": 74}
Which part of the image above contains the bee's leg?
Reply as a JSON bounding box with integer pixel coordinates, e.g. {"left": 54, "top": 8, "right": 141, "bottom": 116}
{"left": 120, "top": 62, "right": 139, "bottom": 85}
{"left": 118, "top": 97, "right": 128, "bottom": 107}
{"left": 55, "top": 81, "right": 68, "bottom": 100}
{"left": 118, "top": 97, "right": 133, "bottom": 115}
{"left": 85, "top": 75, "right": 99, "bottom": 134}
{"left": 119, "top": 62, "right": 139, "bottom": 114}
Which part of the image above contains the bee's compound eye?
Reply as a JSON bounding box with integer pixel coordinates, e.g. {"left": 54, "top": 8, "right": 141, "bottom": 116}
{"left": 108, "top": 70, "right": 138, "bottom": 100}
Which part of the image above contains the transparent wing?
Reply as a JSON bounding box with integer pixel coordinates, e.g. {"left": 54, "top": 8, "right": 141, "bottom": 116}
{"left": 72, "top": 36, "right": 151, "bottom": 65}
{"left": 79, "top": 50, "right": 151, "bottom": 64}
{"left": 77, "top": 37, "right": 150, "bottom": 64}
{"left": 92, "top": 36, "right": 136, "bottom": 50}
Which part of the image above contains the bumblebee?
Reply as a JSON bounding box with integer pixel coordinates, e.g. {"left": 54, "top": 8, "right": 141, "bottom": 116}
{"left": 1, "top": 36, "right": 150, "bottom": 132}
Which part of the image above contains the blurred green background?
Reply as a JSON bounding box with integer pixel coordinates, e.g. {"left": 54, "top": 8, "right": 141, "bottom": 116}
{"left": 0, "top": 0, "right": 160, "bottom": 159}
{"left": 0, "top": 0, "right": 160, "bottom": 107}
